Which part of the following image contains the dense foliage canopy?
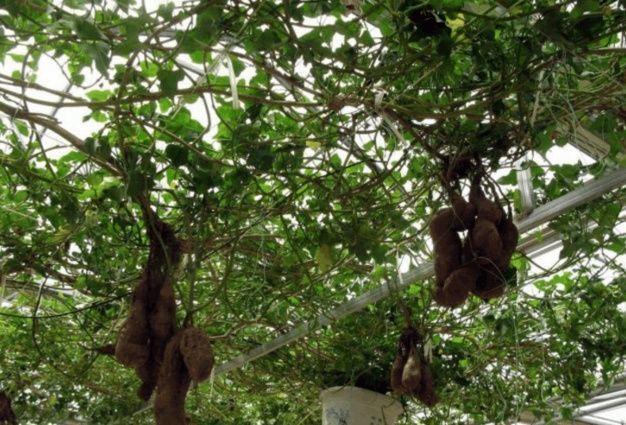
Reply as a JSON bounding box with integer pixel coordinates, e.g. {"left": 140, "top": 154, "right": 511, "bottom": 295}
{"left": 0, "top": 0, "right": 625, "bottom": 423}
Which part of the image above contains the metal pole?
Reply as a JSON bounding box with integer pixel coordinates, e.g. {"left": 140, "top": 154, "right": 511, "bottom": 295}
{"left": 517, "top": 153, "right": 536, "bottom": 216}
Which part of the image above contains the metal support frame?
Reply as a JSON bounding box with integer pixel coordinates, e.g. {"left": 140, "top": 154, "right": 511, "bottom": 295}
{"left": 558, "top": 121, "right": 611, "bottom": 160}
{"left": 519, "top": 373, "right": 626, "bottom": 424}
{"left": 517, "top": 153, "right": 536, "bottom": 216}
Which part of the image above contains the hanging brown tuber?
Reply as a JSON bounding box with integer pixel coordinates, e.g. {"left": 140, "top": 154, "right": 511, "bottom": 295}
{"left": 496, "top": 215, "right": 519, "bottom": 269}
{"left": 114, "top": 216, "right": 183, "bottom": 400}
{"left": 0, "top": 392, "right": 16, "bottom": 425}
{"left": 438, "top": 264, "right": 479, "bottom": 308}
{"left": 390, "top": 353, "right": 407, "bottom": 395}
{"left": 430, "top": 209, "right": 463, "bottom": 286}
{"left": 450, "top": 192, "right": 476, "bottom": 231}
{"left": 401, "top": 347, "right": 422, "bottom": 392}
{"left": 154, "top": 327, "right": 214, "bottom": 425}
{"left": 180, "top": 327, "right": 215, "bottom": 382}
{"left": 473, "top": 263, "right": 506, "bottom": 300}
{"left": 470, "top": 181, "right": 502, "bottom": 224}
{"left": 154, "top": 332, "right": 190, "bottom": 425}
{"left": 417, "top": 362, "right": 438, "bottom": 407}
{"left": 470, "top": 218, "right": 503, "bottom": 266}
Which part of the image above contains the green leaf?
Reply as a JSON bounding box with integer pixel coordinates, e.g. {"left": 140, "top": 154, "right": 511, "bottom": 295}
{"left": 85, "top": 42, "right": 111, "bottom": 76}
{"left": 255, "top": 29, "right": 281, "bottom": 51}
{"left": 127, "top": 169, "right": 147, "bottom": 197}
{"left": 165, "top": 144, "right": 189, "bottom": 167}
{"left": 498, "top": 169, "right": 517, "bottom": 185}
{"left": 157, "top": 2, "right": 175, "bottom": 19}
{"left": 113, "top": 18, "right": 142, "bottom": 55}
{"left": 86, "top": 90, "right": 111, "bottom": 102}
{"left": 159, "top": 98, "right": 172, "bottom": 112}
{"left": 315, "top": 244, "right": 333, "bottom": 273}
{"left": 140, "top": 61, "right": 159, "bottom": 78}
{"left": 14, "top": 120, "right": 29, "bottom": 136}
{"left": 115, "top": 0, "right": 131, "bottom": 12}
{"left": 73, "top": 18, "right": 104, "bottom": 41}
{"left": 157, "top": 69, "right": 185, "bottom": 96}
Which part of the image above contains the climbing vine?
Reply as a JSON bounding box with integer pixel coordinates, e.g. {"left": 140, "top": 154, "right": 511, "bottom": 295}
{"left": 0, "top": 0, "right": 624, "bottom": 423}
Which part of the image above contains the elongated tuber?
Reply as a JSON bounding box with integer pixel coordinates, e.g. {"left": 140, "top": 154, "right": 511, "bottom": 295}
{"left": 438, "top": 264, "right": 479, "bottom": 308}
{"left": 496, "top": 215, "right": 519, "bottom": 269}
{"left": 470, "top": 218, "right": 503, "bottom": 266}
{"left": 390, "top": 353, "right": 407, "bottom": 394}
{"left": 0, "top": 392, "right": 16, "bottom": 425}
{"left": 154, "top": 332, "right": 190, "bottom": 425}
{"left": 450, "top": 192, "right": 476, "bottom": 231}
{"left": 115, "top": 216, "right": 182, "bottom": 401}
{"left": 180, "top": 327, "right": 214, "bottom": 382}
{"left": 473, "top": 264, "right": 506, "bottom": 300}
{"left": 154, "top": 327, "right": 214, "bottom": 425}
{"left": 417, "top": 362, "right": 438, "bottom": 407}
{"left": 430, "top": 209, "right": 463, "bottom": 285}
{"left": 401, "top": 347, "right": 422, "bottom": 392}
{"left": 470, "top": 182, "right": 502, "bottom": 224}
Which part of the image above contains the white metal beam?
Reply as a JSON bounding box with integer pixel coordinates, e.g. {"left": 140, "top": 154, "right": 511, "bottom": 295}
{"left": 558, "top": 121, "right": 611, "bottom": 160}
{"left": 517, "top": 153, "right": 536, "bottom": 216}
{"left": 527, "top": 374, "right": 626, "bottom": 425}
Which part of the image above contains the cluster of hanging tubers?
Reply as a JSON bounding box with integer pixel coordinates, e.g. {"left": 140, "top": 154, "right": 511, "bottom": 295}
{"left": 387, "top": 158, "right": 520, "bottom": 408}
{"left": 430, "top": 174, "right": 519, "bottom": 308}
{"left": 114, "top": 211, "right": 214, "bottom": 424}
{"left": 390, "top": 327, "right": 438, "bottom": 407}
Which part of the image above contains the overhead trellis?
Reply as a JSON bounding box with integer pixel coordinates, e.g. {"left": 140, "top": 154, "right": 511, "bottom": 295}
{"left": 0, "top": 0, "right": 624, "bottom": 424}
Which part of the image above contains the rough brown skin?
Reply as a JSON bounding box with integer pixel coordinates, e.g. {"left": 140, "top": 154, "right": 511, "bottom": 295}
{"left": 473, "top": 264, "right": 506, "bottom": 300}
{"left": 470, "top": 218, "right": 503, "bottom": 266}
{"left": 434, "top": 244, "right": 462, "bottom": 287}
{"left": 463, "top": 212, "right": 517, "bottom": 301}
{"left": 95, "top": 343, "right": 116, "bottom": 356}
{"left": 496, "top": 215, "right": 519, "bottom": 269}
{"left": 390, "top": 353, "right": 407, "bottom": 395}
{"left": 430, "top": 209, "right": 463, "bottom": 285}
{"left": 401, "top": 347, "right": 422, "bottom": 392}
{"left": 115, "top": 282, "right": 150, "bottom": 368}
{"left": 417, "top": 362, "right": 438, "bottom": 407}
{"left": 180, "top": 327, "right": 214, "bottom": 382}
{"left": 450, "top": 192, "right": 476, "bottom": 231}
{"left": 433, "top": 285, "right": 447, "bottom": 306}
{"left": 154, "top": 328, "right": 214, "bottom": 425}
{"left": 428, "top": 208, "right": 456, "bottom": 238}
{"left": 142, "top": 219, "right": 182, "bottom": 399}
{"left": 0, "top": 392, "right": 16, "bottom": 425}
{"left": 151, "top": 283, "right": 177, "bottom": 346}
{"left": 470, "top": 182, "right": 502, "bottom": 224}
{"left": 437, "top": 264, "right": 479, "bottom": 308}
{"left": 137, "top": 361, "right": 158, "bottom": 402}
{"left": 388, "top": 328, "right": 438, "bottom": 406}
{"left": 390, "top": 327, "right": 421, "bottom": 395}
{"left": 114, "top": 216, "right": 182, "bottom": 401}
{"left": 154, "top": 332, "right": 190, "bottom": 425}
{"left": 444, "top": 153, "right": 473, "bottom": 182}
{"left": 144, "top": 280, "right": 178, "bottom": 396}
